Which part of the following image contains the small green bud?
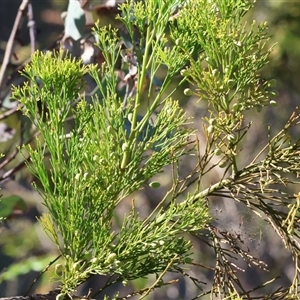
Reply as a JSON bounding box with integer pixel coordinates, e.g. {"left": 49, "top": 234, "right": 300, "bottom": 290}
{"left": 207, "top": 125, "right": 214, "bottom": 133}
{"left": 184, "top": 88, "right": 193, "bottom": 96}
{"left": 185, "top": 257, "right": 193, "bottom": 264}
{"left": 214, "top": 148, "right": 222, "bottom": 156}
{"left": 91, "top": 258, "right": 98, "bottom": 264}
{"left": 180, "top": 69, "right": 189, "bottom": 77}
{"left": 209, "top": 118, "right": 216, "bottom": 125}
{"left": 107, "top": 253, "right": 117, "bottom": 262}
{"left": 145, "top": 142, "right": 152, "bottom": 149}
{"left": 107, "top": 125, "right": 114, "bottom": 133}
{"left": 122, "top": 143, "right": 128, "bottom": 151}
{"left": 227, "top": 133, "right": 235, "bottom": 141}
{"left": 175, "top": 38, "right": 181, "bottom": 46}
{"left": 270, "top": 90, "right": 279, "bottom": 97}
{"left": 270, "top": 100, "right": 277, "bottom": 107}
{"left": 127, "top": 113, "right": 133, "bottom": 123}
{"left": 73, "top": 261, "right": 83, "bottom": 270}
{"left": 56, "top": 294, "right": 65, "bottom": 300}
{"left": 122, "top": 279, "right": 128, "bottom": 286}
{"left": 232, "top": 103, "right": 239, "bottom": 112}
{"left": 212, "top": 69, "right": 218, "bottom": 76}
{"left": 218, "top": 159, "right": 228, "bottom": 168}
{"left": 149, "top": 181, "right": 161, "bottom": 188}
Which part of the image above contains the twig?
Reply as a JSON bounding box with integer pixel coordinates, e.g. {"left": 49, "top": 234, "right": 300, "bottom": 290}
{"left": 0, "top": 157, "right": 27, "bottom": 183}
{"left": 27, "top": 1, "right": 36, "bottom": 54}
{"left": 139, "top": 255, "right": 178, "bottom": 300}
{"left": 0, "top": 289, "right": 60, "bottom": 300}
{"left": 0, "top": 106, "right": 19, "bottom": 121}
{"left": 0, "top": 118, "right": 28, "bottom": 170}
{"left": 0, "top": 0, "right": 30, "bottom": 93}
{"left": 25, "top": 255, "right": 61, "bottom": 296}
{"left": 0, "top": 117, "right": 40, "bottom": 172}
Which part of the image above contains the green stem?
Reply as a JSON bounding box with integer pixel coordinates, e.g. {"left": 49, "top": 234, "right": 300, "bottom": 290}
{"left": 121, "top": 24, "right": 156, "bottom": 169}
{"left": 136, "top": 76, "right": 186, "bottom": 133}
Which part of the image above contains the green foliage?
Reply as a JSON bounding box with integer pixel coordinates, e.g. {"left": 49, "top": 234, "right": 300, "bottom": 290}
{"left": 164, "top": 8, "right": 277, "bottom": 211}
{"left": 171, "top": 0, "right": 275, "bottom": 176}
{"left": 12, "top": 1, "right": 210, "bottom": 295}
{"left": 9, "top": 0, "right": 300, "bottom": 298}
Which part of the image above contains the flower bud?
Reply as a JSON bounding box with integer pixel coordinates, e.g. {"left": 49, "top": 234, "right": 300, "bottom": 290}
{"left": 184, "top": 88, "right": 193, "bottom": 96}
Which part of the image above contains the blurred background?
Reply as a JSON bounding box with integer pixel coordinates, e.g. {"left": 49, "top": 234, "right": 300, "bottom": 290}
{"left": 0, "top": 0, "right": 300, "bottom": 299}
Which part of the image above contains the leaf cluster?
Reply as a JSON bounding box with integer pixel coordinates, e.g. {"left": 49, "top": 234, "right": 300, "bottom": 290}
{"left": 12, "top": 14, "right": 209, "bottom": 295}
{"left": 9, "top": 0, "right": 300, "bottom": 299}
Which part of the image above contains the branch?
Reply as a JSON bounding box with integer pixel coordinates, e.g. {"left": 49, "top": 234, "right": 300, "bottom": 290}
{"left": 0, "top": 288, "right": 97, "bottom": 300}
{"left": 0, "top": 0, "right": 30, "bottom": 93}
{"left": 27, "top": 1, "right": 36, "bottom": 55}
{"left": 0, "top": 289, "right": 60, "bottom": 300}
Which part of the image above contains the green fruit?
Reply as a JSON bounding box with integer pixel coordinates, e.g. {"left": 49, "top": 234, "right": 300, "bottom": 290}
{"left": 127, "top": 113, "right": 133, "bottom": 123}
{"left": 184, "top": 88, "right": 193, "bottom": 96}
{"left": 149, "top": 181, "right": 161, "bottom": 188}
{"left": 218, "top": 159, "right": 228, "bottom": 168}
{"left": 180, "top": 69, "right": 189, "bottom": 77}
{"left": 268, "top": 79, "right": 276, "bottom": 87}
{"left": 122, "top": 143, "right": 128, "bottom": 151}
{"left": 175, "top": 38, "right": 181, "bottom": 46}
{"left": 214, "top": 148, "right": 222, "bottom": 156}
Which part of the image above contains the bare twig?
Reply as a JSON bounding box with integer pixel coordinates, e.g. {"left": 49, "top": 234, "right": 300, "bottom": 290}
{"left": 25, "top": 255, "right": 61, "bottom": 296}
{"left": 0, "top": 289, "right": 60, "bottom": 300}
{"left": 0, "top": 158, "right": 27, "bottom": 183}
{"left": 139, "top": 255, "right": 178, "bottom": 299}
{"left": 0, "top": 0, "right": 30, "bottom": 93}
{"left": 0, "top": 106, "right": 19, "bottom": 121}
{"left": 0, "top": 118, "right": 27, "bottom": 170}
{"left": 27, "top": 1, "right": 36, "bottom": 54}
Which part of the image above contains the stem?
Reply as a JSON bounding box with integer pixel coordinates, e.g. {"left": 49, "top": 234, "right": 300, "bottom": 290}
{"left": 139, "top": 254, "right": 178, "bottom": 300}
{"left": 0, "top": 0, "right": 29, "bottom": 92}
{"left": 136, "top": 76, "right": 186, "bottom": 133}
{"left": 121, "top": 24, "right": 156, "bottom": 169}
{"left": 192, "top": 177, "right": 232, "bottom": 202}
